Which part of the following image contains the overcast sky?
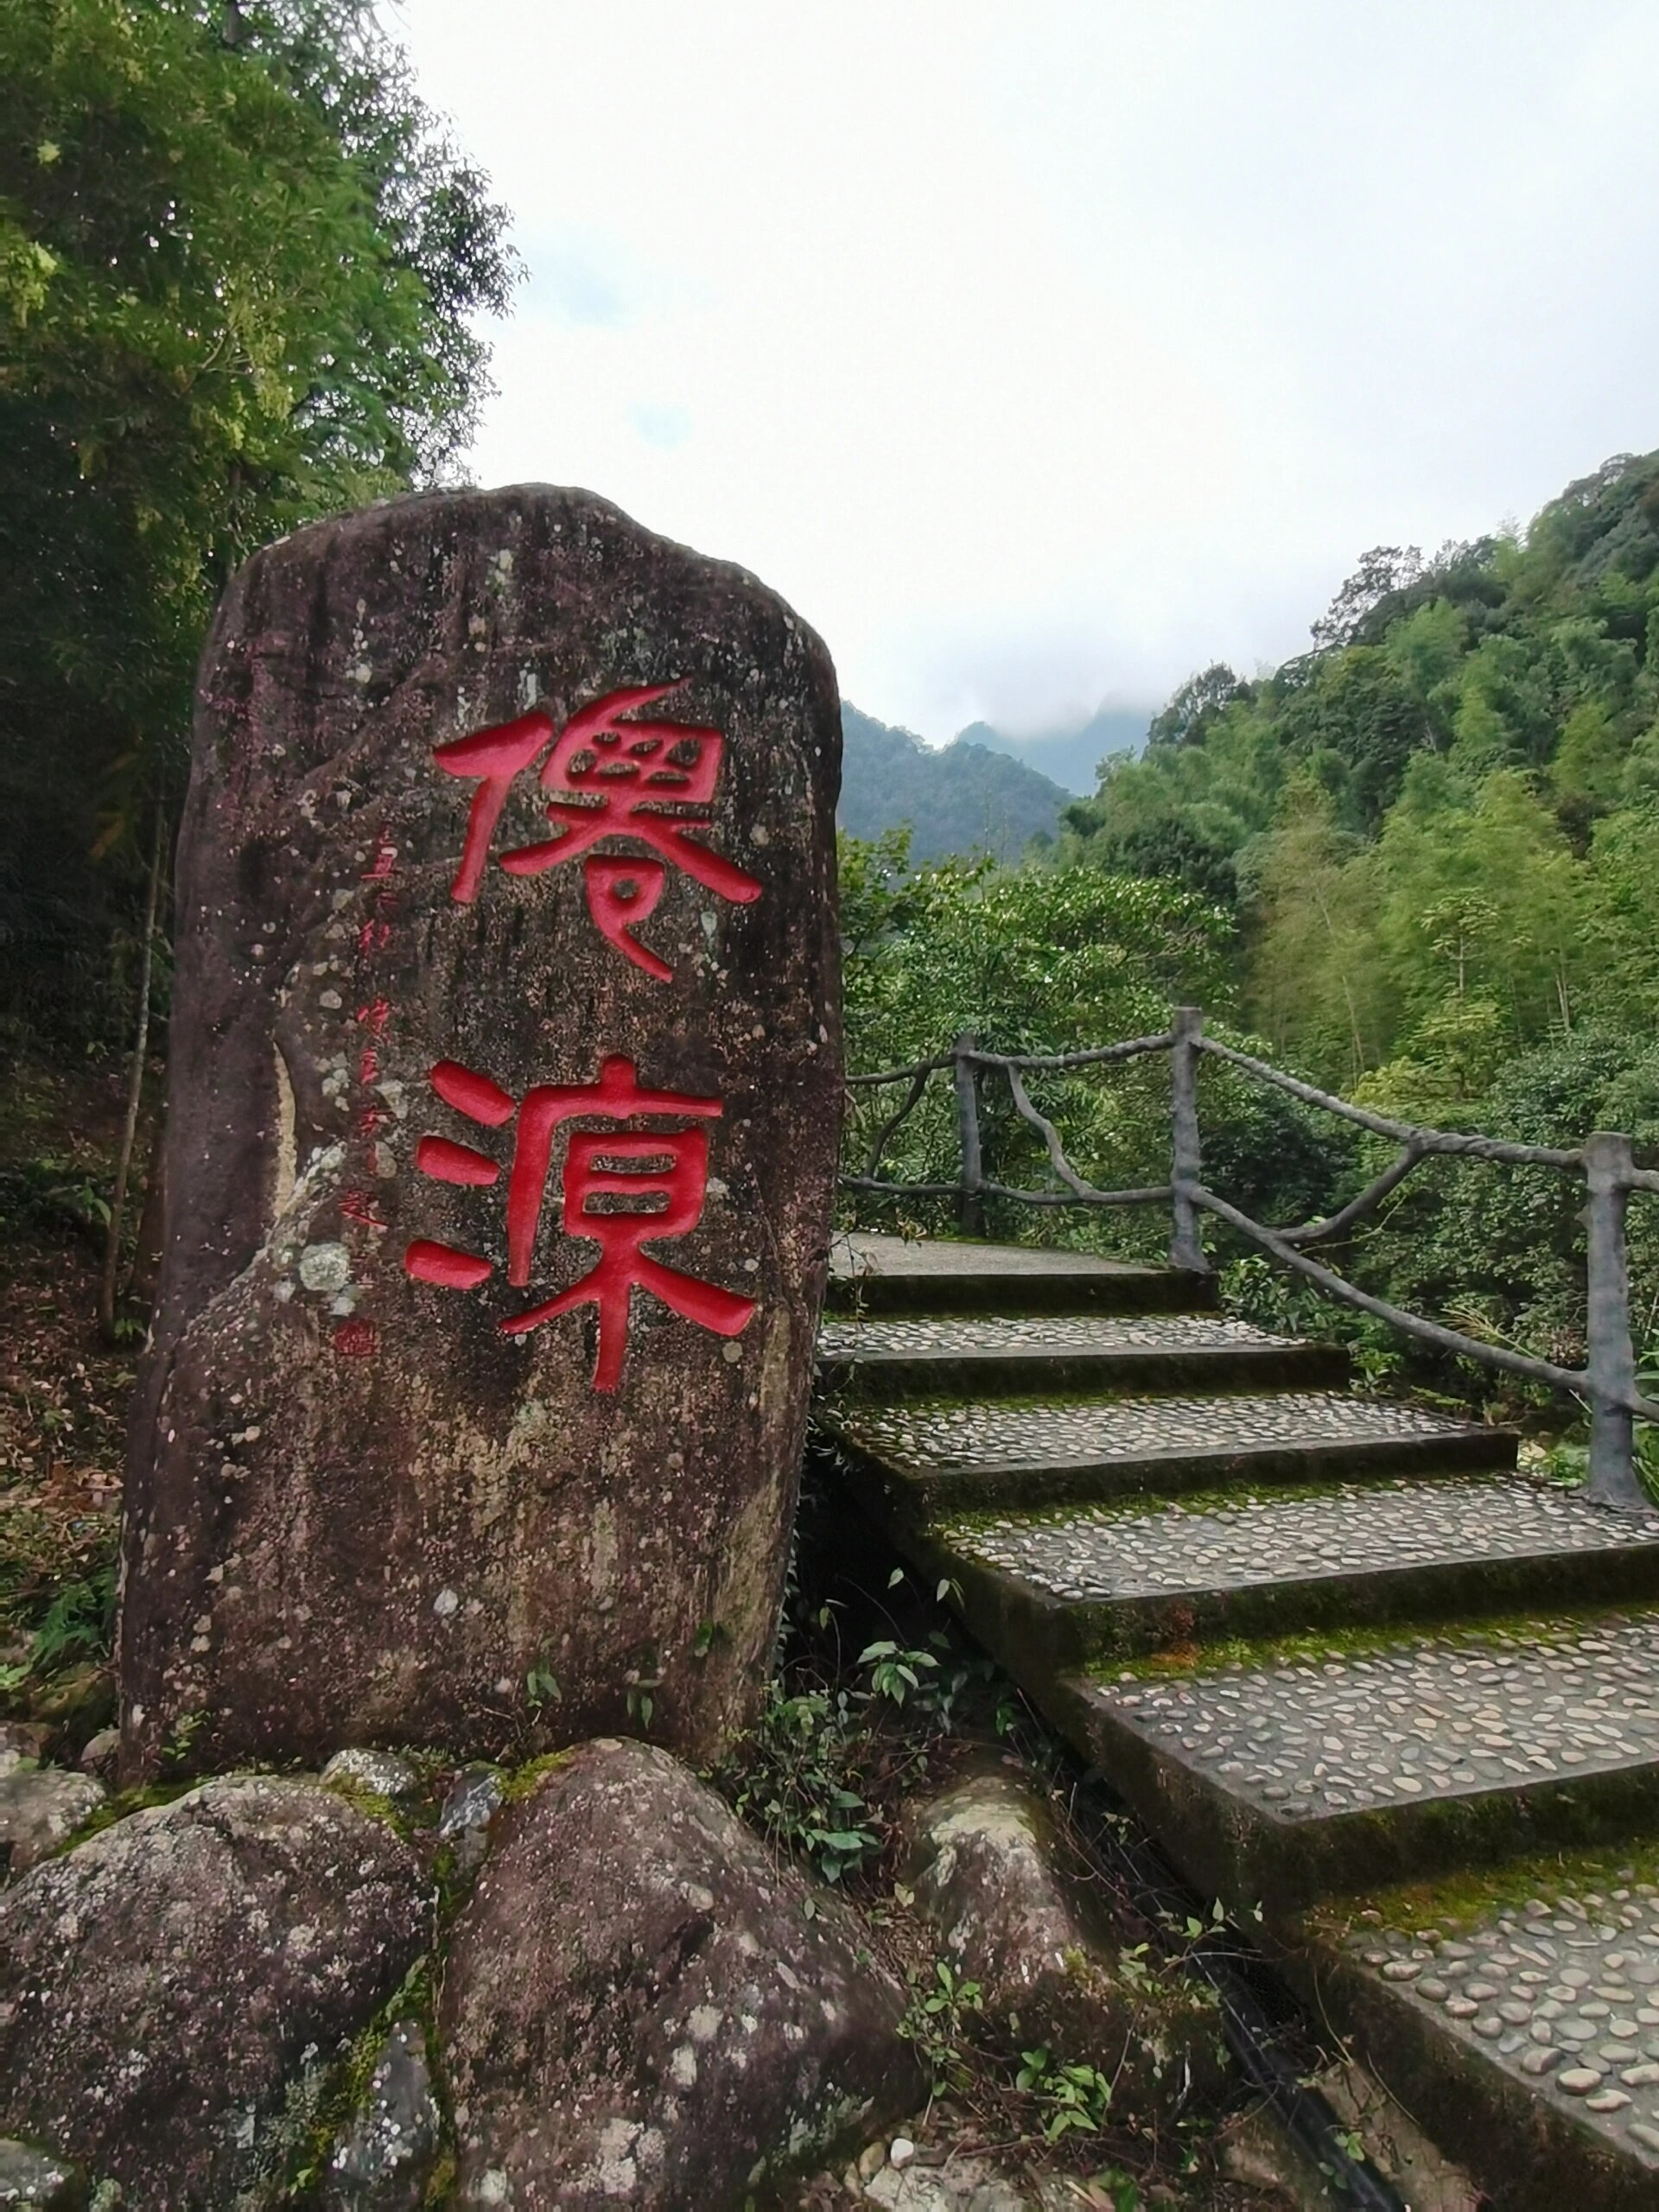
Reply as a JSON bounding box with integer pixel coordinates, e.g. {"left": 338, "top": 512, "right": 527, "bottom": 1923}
{"left": 396, "top": 0, "right": 1659, "bottom": 744}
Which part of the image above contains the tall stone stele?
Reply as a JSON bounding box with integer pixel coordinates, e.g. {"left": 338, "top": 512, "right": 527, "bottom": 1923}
{"left": 119, "top": 488, "right": 842, "bottom": 1783}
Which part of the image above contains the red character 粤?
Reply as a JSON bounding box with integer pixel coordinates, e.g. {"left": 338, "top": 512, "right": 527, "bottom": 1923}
{"left": 432, "top": 682, "right": 760, "bottom": 981}
{"left": 404, "top": 1053, "right": 755, "bottom": 1391}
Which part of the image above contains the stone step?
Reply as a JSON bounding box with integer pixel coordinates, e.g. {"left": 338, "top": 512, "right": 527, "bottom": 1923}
{"left": 826, "top": 1230, "right": 1214, "bottom": 1318}
{"left": 817, "top": 1310, "right": 1348, "bottom": 1398}
{"left": 1056, "top": 1607, "right": 1659, "bottom": 1916}
{"left": 1300, "top": 1840, "right": 1659, "bottom": 2212}
{"left": 824, "top": 1389, "right": 1516, "bottom": 1516}
{"left": 929, "top": 1473, "right": 1659, "bottom": 1662}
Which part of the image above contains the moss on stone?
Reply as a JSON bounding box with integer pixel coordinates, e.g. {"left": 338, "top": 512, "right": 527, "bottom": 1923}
{"left": 502, "top": 1747, "right": 577, "bottom": 1802}
{"left": 1308, "top": 1832, "right": 1659, "bottom": 1947}
{"left": 275, "top": 1956, "right": 445, "bottom": 2207}
{"left": 56, "top": 1777, "right": 197, "bottom": 1850}
{"left": 943, "top": 1470, "right": 1370, "bottom": 1542}
{"left": 1096, "top": 1597, "right": 1646, "bottom": 1683}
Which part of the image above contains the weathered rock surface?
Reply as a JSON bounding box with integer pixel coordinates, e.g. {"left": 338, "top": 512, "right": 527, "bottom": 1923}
{"left": 861, "top": 2158, "right": 1028, "bottom": 2212}
{"left": 0, "top": 1770, "right": 103, "bottom": 1878}
{"left": 322, "top": 2018, "right": 439, "bottom": 2209}
{"left": 436, "top": 1763, "right": 504, "bottom": 1875}
{"left": 120, "top": 485, "right": 843, "bottom": 1783}
{"left": 0, "top": 1776, "right": 429, "bottom": 2208}
{"left": 904, "top": 1763, "right": 1224, "bottom": 2117}
{"left": 441, "top": 1737, "right": 922, "bottom": 2203}
{"left": 74, "top": 1732, "right": 118, "bottom": 1783}
{"left": 0, "top": 2141, "right": 85, "bottom": 2209}
{"left": 321, "top": 1747, "right": 422, "bottom": 1802}
{"left": 0, "top": 1727, "right": 49, "bottom": 1774}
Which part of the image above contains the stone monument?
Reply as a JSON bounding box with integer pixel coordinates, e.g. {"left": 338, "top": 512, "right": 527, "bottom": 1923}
{"left": 118, "top": 487, "right": 842, "bottom": 1781}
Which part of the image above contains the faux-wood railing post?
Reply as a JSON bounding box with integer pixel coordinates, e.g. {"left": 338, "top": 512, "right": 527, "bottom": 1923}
{"left": 1169, "top": 1006, "right": 1207, "bottom": 1273}
{"left": 954, "top": 1031, "right": 986, "bottom": 1237}
{"left": 1584, "top": 1130, "right": 1645, "bottom": 1511}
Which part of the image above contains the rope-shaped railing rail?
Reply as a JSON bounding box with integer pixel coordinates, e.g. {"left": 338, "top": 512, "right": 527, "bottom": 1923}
{"left": 1194, "top": 1037, "right": 1586, "bottom": 1169}
{"left": 837, "top": 1008, "right": 1658, "bottom": 1512}
{"left": 1186, "top": 1180, "right": 1659, "bottom": 1421}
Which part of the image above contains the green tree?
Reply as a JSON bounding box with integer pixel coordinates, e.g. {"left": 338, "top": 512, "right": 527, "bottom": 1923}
{"left": 1244, "top": 779, "right": 1385, "bottom": 1082}
{"left": 0, "top": 0, "right": 517, "bottom": 1035}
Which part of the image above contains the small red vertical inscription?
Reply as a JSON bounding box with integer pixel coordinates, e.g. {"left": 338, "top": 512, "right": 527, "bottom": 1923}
{"left": 404, "top": 1052, "right": 755, "bottom": 1391}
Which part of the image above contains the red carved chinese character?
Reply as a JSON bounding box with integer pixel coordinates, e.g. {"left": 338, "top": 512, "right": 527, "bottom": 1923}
{"left": 404, "top": 1052, "right": 755, "bottom": 1391}
{"left": 333, "top": 1318, "right": 380, "bottom": 1359}
{"left": 340, "top": 1189, "right": 385, "bottom": 1230}
{"left": 432, "top": 683, "right": 761, "bottom": 980}
{"left": 356, "top": 997, "right": 392, "bottom": 1035}
{"left": 357, "top": 916, "right": 392, "bottom": 958}
{"left": 358, "top": 1046, "right": 380, "bottom": 1085}
{"left": 362, "top": 840, "right": 398, "bottom": 880}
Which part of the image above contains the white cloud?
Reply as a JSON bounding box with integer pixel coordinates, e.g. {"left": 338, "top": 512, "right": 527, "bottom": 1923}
{"left": 396, "top": 0, "right": 1659, "bottom": 741}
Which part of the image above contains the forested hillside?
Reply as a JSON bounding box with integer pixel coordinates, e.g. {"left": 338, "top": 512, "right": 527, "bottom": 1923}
{"left": 838, "top": 705, "right": 1069, "bottom": 862}
{"left": 842, "top": 449, "right": 1659, "bottom": 1410}
{"left": 1062, "top": 450, "right": 1659, "bottom": 1112}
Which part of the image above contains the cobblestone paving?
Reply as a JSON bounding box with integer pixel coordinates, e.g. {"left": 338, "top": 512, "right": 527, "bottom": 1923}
{"left": 845, "top": 1389, "right": 1474, "bottom": 1472}
{"left": 946, "top": 1476, "right": 1656, "bottom": 1601}
{"left": 830, "top": 1230, "right": 1148, "bottom": 1281}
{"left": 1096, "top": 1612, "right": 1659, "bottom": 1817}
{"left": 1338, "top": 1867, "right": 1659, "bottom": 2164}
{"left": 818, "top": 1313, "right": 1300, "bottom": 1360}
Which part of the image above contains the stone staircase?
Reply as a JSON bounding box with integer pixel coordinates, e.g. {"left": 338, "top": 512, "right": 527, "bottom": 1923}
{"left": 818, "top": 1231, "right": 1659, "bottom": 2212}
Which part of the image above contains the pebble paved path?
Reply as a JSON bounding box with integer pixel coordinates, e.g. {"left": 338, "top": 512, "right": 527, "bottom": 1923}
{"left": 821, "top": 1231, "right": 1659, "bottom": 2207}
{"left": 818, "top": 1313, "right": 1300, "bottom": 1358}
{"left": 949, "top": 1474, "right": 1658, "bottom": 1602}
{"left": 1335, "top": 1859, "right": 1659, "bottom": 2159}
{"left": 1096, "top": 1610, "right": 1659, "bottom": 1815}
{"left": 852, "top": 1388, "right": 1476, "bottom": 1472}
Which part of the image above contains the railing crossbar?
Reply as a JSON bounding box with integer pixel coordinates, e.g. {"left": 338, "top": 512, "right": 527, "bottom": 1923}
{"left": 1191, "top": 1183, "right": 1659, "bottom": 1423}
{"left": 840, "top": 1175, "right": 965, "bottom": 1198}
{"left": 839, "top": 1007, "right": 1658, "bottom": 1503}
{"left": 1197, "top": 1038, "right": 1584, "bottom": 1169}
{"left": 981, "top": 1179, "right": 1173, "bottom": 1210}
{"left": 861, "top": 1064, "right": 931, "bottom": 1182}
{"left": 1279, "top": 1143, "right": 1423, "bottom": 1248}
{"left": 1004, "top": 1065, "right": 1106, "bottom": 1202}
{"left": 965, "top": 1032, "right": 1177, "bottom": 1073}
{"left": 845, "top": 1052, "right": 957, "bottom": 1087}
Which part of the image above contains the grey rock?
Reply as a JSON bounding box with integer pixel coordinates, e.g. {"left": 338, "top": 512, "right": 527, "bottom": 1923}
{"left": 437, "top": 1764, "right": 503, "bottom": 1875}
{"left": 1558, "top": 2067, "right": 1604, "bottom": 2094}
{"left": 75, "top": 1734, "right": 118, "bottom": 1783}
{"left": 903, "top": 1761, "right": 1224, "bottom": 2117}
{"left": 442, "top": 1738, "right": 923, "bottom": 2205}
{"left": 323, "top": 2020, "right": 437, "bottom": 2209}
{"left": 863, "top": 2157, "right": 1027, "bottom": 2212}
{"left": 0, "top": 1770, "right": 103, "bottom": 1878}
{"left": 321, "top": 1749, "right": 420, "bottom": 1802}
{"left": 0, "top": 1728, "right": 50, "bottom": 1777}
{"left": 0, "top": 1775, "right": 429, "bottom": 2209}
{"left": 0, "top": 2141, "right": 86, "bottom": 2209}
{"left": 436, "top": 1764, "right": 501, "bottom": 1838}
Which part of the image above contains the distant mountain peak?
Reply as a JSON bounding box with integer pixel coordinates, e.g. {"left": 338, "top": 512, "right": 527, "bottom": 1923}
{"left": 955, "top": 706, "right": 1153, "bottom": 797}
{"left": 837, "top": 705, "right": 1071, "bottom": 863}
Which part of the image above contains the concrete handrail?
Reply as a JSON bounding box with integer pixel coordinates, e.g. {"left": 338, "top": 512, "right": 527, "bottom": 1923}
{"left": 840, "top": 1008, "right": 1657, "bottom": 1511}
